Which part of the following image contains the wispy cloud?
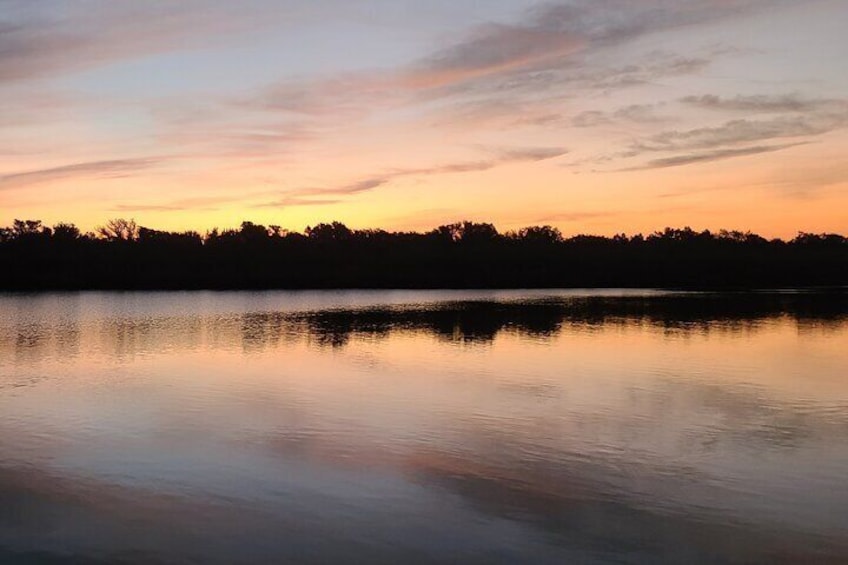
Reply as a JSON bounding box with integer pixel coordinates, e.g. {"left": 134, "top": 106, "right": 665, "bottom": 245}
{"left": 402, "top": 22, "right": 584, "bottom": 90}
{"left": 252, "top": 2, "right": 779, "bottom": 120}
{"left": 0, "top": 158, "right": 162, "bottom": 190}
{"left": 534, "top": 210, "right": 618, "bottom": 223}
{"left": 149, "top": 2, "right": 794, "bottom": 180}
{"left": 0, "top": 1, "right": 316, "bottom": 83}
{"left": 629, "top": 143, "right": 808, "bottom": 170}
{"left": 612, "top": 103, "right": 672, "bottom": 124}
{"left": 578, "top": 91, "right": 848, "bottom": 170}
{"left": 302, "top": 177, "right": 390, "bottom": 197}
{"left": 495, "top": 146, "right": 568, "bottom": 161}
{"left": 109, "top": 195, "right": 239, "bottom": 213}
{"left": 295, "top": 147, "right": 568, "bottom": 198}
{"left": 433, "top": 0, "right": 775, "bottom": 88}
{"left": 631, "top": 112, "right": 847, "bottom": 153}
{"left": 3, "top": 0, "right": 837, "bottom": 226}
{"left": 114, "top": 191, "right": 344, "bottom": 213}
{"left": 571, "top": 111, "right": 609, "bottom": 128}
{"left": 571, "top": 103, "right": 672, "bottom": 128}
{"left": 154, "top": 120, "right": 319, "bottom": 160}
{"left": 110, "top": 204, "right": 186, "bottom": 212}
{"left": 680, "top": 94, "right": 843, "bottom": 114}
{"left": 252, "top": 196, "right": 343, "bottom": 209}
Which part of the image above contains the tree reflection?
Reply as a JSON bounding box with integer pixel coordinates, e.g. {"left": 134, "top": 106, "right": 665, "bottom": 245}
{"left": 1, "top": 292, "right": 846, "bottom": 361}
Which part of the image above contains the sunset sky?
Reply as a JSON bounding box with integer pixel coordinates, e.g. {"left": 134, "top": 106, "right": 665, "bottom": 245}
{"left": 2, "top": 0, "right": 847, "bottom": 237}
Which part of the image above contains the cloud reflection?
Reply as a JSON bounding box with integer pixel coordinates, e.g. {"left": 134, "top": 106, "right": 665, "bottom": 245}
{"left": 1, "top": 291, "right": 847, "bottom": 563}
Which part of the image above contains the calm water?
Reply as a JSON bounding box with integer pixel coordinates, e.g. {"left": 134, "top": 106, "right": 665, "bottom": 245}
{"left": 1, "top": 290, "right": 847, "bottom": 564}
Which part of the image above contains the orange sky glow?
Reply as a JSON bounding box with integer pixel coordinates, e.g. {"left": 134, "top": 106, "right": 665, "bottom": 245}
{"left": 1, "top": 1, "right": 847, "bottom": 237}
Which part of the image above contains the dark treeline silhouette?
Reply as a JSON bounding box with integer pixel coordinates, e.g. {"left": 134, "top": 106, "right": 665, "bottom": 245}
{"left": 1, "top": 218, "right": 846, "bottom": 290}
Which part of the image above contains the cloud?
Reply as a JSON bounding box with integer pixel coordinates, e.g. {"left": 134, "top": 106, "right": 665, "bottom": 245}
{"left": 110, "top": 204, "right": 186, "bottom": 212}
{"left": 114, "top": 191, "right": 344, "bottom": 213}
{"left": 578, "top": 55, "right": 713, "bottom": 92}
{"left": 534, "top": 210, "right": 618, "bottom": 223}
{"left": 298, "top": 147, "right": 568, "bottom": 197}
{"left": 588, "top": 92, "right": 848, "bottom": 170}
{"left": 252, "top": 2, "right": 780, "bottom": 119}
{"left": 0, "top": 1, "right": 325, "bottom": 83}
{"left": 531, "top": 1, "right": 779, "bottom": 47}
{"left": 0, "top": 158, "right": 161, "bottom": 190}
{"left": 633, "top": 113, "right": 847, "bottom": 153}
{"left": 252, "top": 196, "right": 343, "bottom": 209}
{"left": 613, "top": 103, "right": 671, "bottom": 124}
{"left": 307, "top": 177, "right": 390, "bottom": 196}
{"left": 571, "top": 102, "right": 673, "bottom": 129}
{"left": 2, "top": 1, "right": 816, "bottom": 196}
{"left": 155, "top": 121, "right": 319, "bottom": 160}
{"left": 631, "top": 143, "right": 808, "bottom": 170}
{"left": 403, "top": 22, "right": 584, "bottom": 90}
{"left": 495, "top": 146, "right": 569, "bottom": 161}
{"left": 572, "top": 111, "right": 612, "bottom": 128}
{"left": 680, "top": 94, "right": 842, "bottom": 113}
{"left": 109, "top": 195, "right": 239, "bottom": 213}
{"left": 0, "top": 4, "right": 209, "bottom": 81}
{"left": 413, "top": 48, "right": 727, "bottom": 134}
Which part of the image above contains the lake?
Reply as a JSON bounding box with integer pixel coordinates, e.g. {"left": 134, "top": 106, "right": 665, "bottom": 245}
{"left": 1, "top": 290, "right": 846, "bottom": 564}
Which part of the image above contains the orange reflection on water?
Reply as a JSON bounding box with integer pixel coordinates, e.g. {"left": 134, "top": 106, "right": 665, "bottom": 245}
{"left": 0, "top": 291, "right": 847, "bottom": 563}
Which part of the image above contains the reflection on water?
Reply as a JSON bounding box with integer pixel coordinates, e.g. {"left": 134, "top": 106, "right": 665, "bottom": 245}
{"left": 0, "top": 290, "right": 847, "bottom": 564}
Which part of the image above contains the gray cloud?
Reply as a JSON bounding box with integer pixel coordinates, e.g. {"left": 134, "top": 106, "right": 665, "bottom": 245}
{"left": 0, "top": 158, "right": 161, "bottom": 190}
{"left": 422, "top": 48, "right": 726, "bottom": 135}
{"left": 570, "top": 102, "right": 673, "bottom": 129}
{"left": 595, "top": 92, "right": 848, "bottom": 170}
{"left": 530, "top": 1, "right": 780, "bottom": 48}
{"left": 307, "top": 177, "right": 390, "bottom": 196}
{"left": 680, "top": 94, "right": 842, "bottom": 114}
{"left": 254, "top": 2, "right": 781, "bottom": 118}
{"left": 110, "top": 147, "right": 551, "bottom": 212}
{"left": 613, "top": 103, "right": 670, "bottom": 123}
{"left": 419, "top": 2, "right": 761, "bottom": 98}
{"left": 633, "top": 112, "right": 848, "bottom": 153}
{"left": 298, "top": 147, "right": 568, "bottom": 197}
{"left": 632, "top": 143, "right": 807, "bottom": 170}
{"left": 0, "top": 3, "right": 226, "bottom": 81}
{"left": 0, "top": 1, "right": 338, "bottom": 83}
{"left": 580, "top": 55, "right": 713, "bottom": 92}
{"left": 495, "top": 146, "right": 569, "bottom": 161}
{"left": 442, "top": 0, "right": 774, "bottom": 87}
{"left": 572, "top": 111, "right": 611, "bottom": 128}
{"left": 413, "top": 22, "right": 582, "bottom": 87}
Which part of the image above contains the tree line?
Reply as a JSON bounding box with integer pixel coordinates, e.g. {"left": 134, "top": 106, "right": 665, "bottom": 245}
{"left": 1, "top": 218, "right": 846, "bottom": 289}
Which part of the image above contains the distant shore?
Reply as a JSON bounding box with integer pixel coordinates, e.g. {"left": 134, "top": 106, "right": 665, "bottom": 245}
{"left": 2, "top": 219, "right": 846, "bottom": 291}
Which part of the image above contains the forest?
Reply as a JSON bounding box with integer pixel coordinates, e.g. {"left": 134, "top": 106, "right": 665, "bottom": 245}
{"left": 1, "top": 218, "right": 846, "bottom": 290}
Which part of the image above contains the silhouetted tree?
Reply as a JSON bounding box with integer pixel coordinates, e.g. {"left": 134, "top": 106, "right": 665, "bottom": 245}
{"left": 0, "top": 218, "right": 845, "bottom": 290}
{"left": 238, "top": 221, "right": 269, "bottom": 242}
{"left": 13, "top": 219, "right": 44, "bottom": 237}
{"left": 305, "top": 221, "right": 353, "bottom": 242}
{"left": 515, "top": 225, "right": 562, "bottom": 244}
{"left": 52, "top": 222, "right": 81, "bottom": 242}
{"left": 97, "top": 218, "right": 139, "bottom": 241}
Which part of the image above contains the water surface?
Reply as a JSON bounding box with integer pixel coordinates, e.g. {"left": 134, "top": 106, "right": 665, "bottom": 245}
{"left": 1, "top": 290, "right": 847, "bottom": 564}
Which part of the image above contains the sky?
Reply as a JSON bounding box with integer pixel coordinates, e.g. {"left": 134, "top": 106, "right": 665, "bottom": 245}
{"left": 1, "top": 0, "right": 847, "bottom": 237}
